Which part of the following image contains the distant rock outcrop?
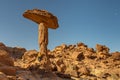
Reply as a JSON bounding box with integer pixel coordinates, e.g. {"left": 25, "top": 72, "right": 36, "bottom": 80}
{"left": 7, "top": 47, "right": 26, "bottom": 59}
{"left": 0, "top": 43, "right": 16, "bottom": 77}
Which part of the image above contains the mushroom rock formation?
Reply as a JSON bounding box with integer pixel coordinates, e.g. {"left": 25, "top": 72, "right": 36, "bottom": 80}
{"left": 23, "top": 9, "right": 59, "bottom": 69}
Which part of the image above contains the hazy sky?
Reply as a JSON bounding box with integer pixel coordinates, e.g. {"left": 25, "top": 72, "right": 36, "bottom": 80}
{"left": 0, "top": 0, "right": 120, "bottom": 52}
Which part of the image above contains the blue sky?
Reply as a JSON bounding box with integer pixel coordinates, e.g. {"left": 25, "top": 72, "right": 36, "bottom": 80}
{"left": 0, "top": 0, "right": 120, "bottom": 52}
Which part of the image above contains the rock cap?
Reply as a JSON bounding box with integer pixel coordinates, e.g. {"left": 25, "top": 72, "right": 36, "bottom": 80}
{"left": 23, "top": 9, "right": 59, "bottom": 29}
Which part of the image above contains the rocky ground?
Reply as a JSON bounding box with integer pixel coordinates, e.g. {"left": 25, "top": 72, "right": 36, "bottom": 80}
{"left": 0, "top": 42, "right": 120, "bottom": 80}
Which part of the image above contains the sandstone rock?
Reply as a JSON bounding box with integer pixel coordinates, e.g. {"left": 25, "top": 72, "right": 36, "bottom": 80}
{"left": 19, "top": 50, "right": 39, "bottom": 69}
{"left": 38, "top": 23, "right": 49, "bottom": 68}
{"left": 77, "top": 42, "right": 87, "bottom": 48}
{"left": 58, "top": 59, "right": 78, "bottom": 78}
{"left": 0, "top": 42, "right": 7, "bottom": 51}
{"left": 96, "top": 44, "right": 110, "bottom": 59}
{"left": 7, "top": 76, "right": 16, "bottom": 80}
{"left": 64, "top": 64, "right": 78, "bottom": 77}
{"left": 0, "top": 72, "right": 8, "bottom": 80}
{"left": 1, "top": 42, "right": 120, "bottom": 80}
{"left": 0, "top": 50, "right": 14, "bottom": 66}
{"left": 23, "top": 9, "right": 59, "bottom": 29}
{"left": 77, "top": 42, "right": 87, "bottom": 50}
{"left": 87, "top": 48, "right": 95, "bottom": 52}
{"left": 61, "top": 44, "right": 67, "bottom": 49}
{"left": 67, "top": 45, "right": 76, "bottom": 50}
{"left": 84, "top": 50, "right": 96, "bottom": 59}
{"left": 0, "top": 66, "right": 16, "bottom": 76}
{"left": 101, "top": 73, "right": 111, "bottom": 79}
{"left": 53, "top": 44, "right": 67, "bottom": 53}
{"left": 16, "top": 70, "right": 38, "bottom": 80}
{"left": 107, "top": 76, "right": 120, "bottom": 80}
{"left": 77, "top": 67, "right": 90, "bottom": 76}
{"left": 96, "top": 44, "right": 109, "bottom": 53}
{"left": 71, "top": 51, "right": 85, "bottom": 61}
{"left": 91, "top": 68, "right": 106, "bottom": 77}
{"left": 22, "top": 50, "right": 38, "bottom": 63}
{"left": 48, "top": 43, "right": 120, "bottom": 79}
{"left": 23, "top": 9, "right": 59, "bottom": 70}
{"left": 65, "top": 69, "right": 78, "bottom": 78}
{"left": 55, "top": 72, "right": 71, "bottom": 79}
{"left": 16, "top": 70, "right": 62, "bottom": 80}
{"left": 7, "top": 47, "right": 26, "bottom": 59}
{"left": 111, "top": 52, "right": 120, "bottom": 60}
{"left": 97, "top": 52, "right": 109, "bottom": 59}
{"left": 0, "top": 43, "right": 16, "bottom": 77}
{"left": 0, "top": 42, "right": 26, "bottom": 59}
{"left": 56, "top": 59, "right": 66, "bottom": 72}
{"left": 53, "top": 46, "right": 63, "bottom": 54}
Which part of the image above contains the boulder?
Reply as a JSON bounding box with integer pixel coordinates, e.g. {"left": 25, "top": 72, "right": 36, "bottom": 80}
{"left": 53, "top": 44, "right": 67, "bottom": 53}
{"left": 97, "top": 52, "right": 109, "bottom": 59}
{"left": 56, "top": 59, "right": 66, "bottom": 72}
{"left": 96, "top": 44, "right": 109, "bottom": 53}
{"left": 22, "top": 50, "right": 38, "bottom": 63}
{"left": 71, "top": 51, "right": 85, "bottom": 61}
{"left": 7, "top": 47, "right": 26, "bottom": 59}
{"left": 77, "top": 42, "right": 87, "bottom": 50}
{"left": 67, "top": 45, "right": 76, "bottom": 50}
{"left": 64, "top": 63, "right": 78, "bottom": 77}
{"left": 0, "top": 42, "right": 7, "bottom": 51}
{"left": 0, "top": 50, "right": 14, "bottom": 66}
{"left": 77, "top": 42, "right": 87, "bottom": 48}
{"left": 77, "top": 67, "right": 90, "bottom": 76}
{"left": 96, "top": 44, "right": 110, "bottom": 59}
{"left": 84, "top": 50, "right": 96, "bottom": 59}
{"left": 111, "top": 52, "right": 120, "bottom": 60}
{"left": 0, "top": 42, "right": 26, "bottom": 59}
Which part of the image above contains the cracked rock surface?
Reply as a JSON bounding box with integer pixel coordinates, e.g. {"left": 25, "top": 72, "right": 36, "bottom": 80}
{"left": 0, "top": 42, "right": 120, "bottom": 80}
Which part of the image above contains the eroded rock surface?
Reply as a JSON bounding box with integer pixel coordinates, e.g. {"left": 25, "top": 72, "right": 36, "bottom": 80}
{"left": 23, "top": 9, "right": 59, "bottom": 29}
{"left": 23, "top": 9, "right": 59, "bottom": 70}
{"left": 48, "top": 43, "right": 120, "bottom": 80}
{"left": 0, "top": 42, "right": 120, "bottom": 80}
{"left": 7, "top": 47, "right": 26, "bottom": 59}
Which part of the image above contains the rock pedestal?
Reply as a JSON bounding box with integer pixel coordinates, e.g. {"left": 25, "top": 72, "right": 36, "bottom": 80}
{"left": 23, "top": 9, "right": 59, "bottom": 70}
{"left": 38, "top": 23, "right": 50, "bottom": 69}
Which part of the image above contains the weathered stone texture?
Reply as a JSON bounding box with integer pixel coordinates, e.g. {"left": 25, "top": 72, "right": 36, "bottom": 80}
{"left": 23, "top": 9, "right": 59, "bottom": 29}
{"left": 23, "top": 9, "right": 59, "bottom": 70}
